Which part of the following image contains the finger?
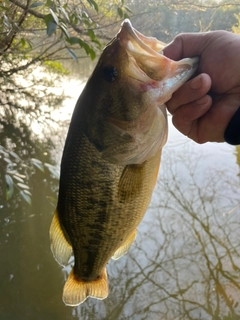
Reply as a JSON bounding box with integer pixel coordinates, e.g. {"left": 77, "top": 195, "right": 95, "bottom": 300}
{"left": 163, "top": 33, "right": 207, "bottom": 60}
{"left": 167, "top": 73, "right": 212, "bottom": 115}
{"left": 196, "top": 96, "right": 240, "bottom": 143}
{"left": 171, "top": 95, "right": 212, "bottom": 138}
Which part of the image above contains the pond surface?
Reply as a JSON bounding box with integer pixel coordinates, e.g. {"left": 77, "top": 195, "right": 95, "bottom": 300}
{"left": 1, "top": 61, "right": 240, "bottom": 320}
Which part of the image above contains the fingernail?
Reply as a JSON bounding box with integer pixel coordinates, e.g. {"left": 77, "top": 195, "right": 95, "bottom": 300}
{"left": 224, "top": 107, "right": 240, "bottom": 145}
{"left": 190, "top": 75, "right": 202, "bottom": 90}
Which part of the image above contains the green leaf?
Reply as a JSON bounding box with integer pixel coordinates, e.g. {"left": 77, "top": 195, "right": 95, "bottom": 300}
{"left": 50, "top": 8, "right": 59, "bottom": 24}
{"left": 59, "top": 6, "right": 69, "bottom": 22}
{"left": 26, "top": 39, "right": 33, "bottom": 49}
{"left": 88, "top": 29, "right": 95, "bottom": 41}
{"left": 30, "top": 2, "right": 44, "bottom": 8}
{"left": 44, "top": 14, "right": 57, "bottom": 36}
{"left": 43, "top": 60, "right": 69, "bottom": 74}
{"left": 117, "top": 7, "right": 123, "bottom": 18}
{"left": 78, "top": 38, "right": 86, "bottom": 48}
{"left": 4, "top": 157, "right": 12, "bottom": 164}
{"left": 12, "top": 173, "right": 26, "bottom": 179}
{"left": 22, "top": 190, "right": 32, "bottom": 196}
{"left": 20, "top": 191, "right": 32, "bottom": 205}
{"left": 66, "top": 37, "right": 79, "bottom": 45}
{"left": 124, "top": 5, "right": 132, "bottom": 13}
{"left": 17, "top": 183, "right": 30, "bottom": 190}
{"left": 69, "top": 13, "right": 78, "bottom": 25}
{"left": 59, "top": 23, "right": 70, "bottom": 38}
{"left": 45, "top": 0, "right": 53, "bottom": 7}
{"left": 12, "top": 175, "right": 24, "bottom": 183}
{"left": 68, "top": 38, "right": 96, "bottom": 60}
{"left": 47, "top": 20, "right": 57, "bottom": 36}
{"left": 3, "top": 15, "right": 10, "bottom": 27}
{"left": 9, "top": 151, "right": 21, "bottom": 160}
{"left": 0, "top": 145, "right": 7, "bottom": 152}
{"left": 88, "top": 48, "right": 96, "bottom": 60}
{"left": 87, "top": 0, "right": 98, "bottom": 12}
{"left": 81, "top": 11, "right": 89, "bottom": 19}
{"left": 20, "top": 38, "right": 26, "bottom": 48}
{"left": 66, "top": 48, "right": 78, "bottom": 61}
{"left": 44, "top": 163, "right": 60, "bottom": 179}
{"left": 0, "top": 5, "right": 8, "bottom": 10}
{"left": 5, "top": 174, "right": 14, "bottom": 200}
{"left": 31, "top": 158, "right": 44, "bottom": 172}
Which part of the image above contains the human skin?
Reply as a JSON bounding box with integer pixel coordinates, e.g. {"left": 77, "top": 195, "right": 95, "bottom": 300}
{"left": 163, "top": 31, "right": 240, "bottom": 144}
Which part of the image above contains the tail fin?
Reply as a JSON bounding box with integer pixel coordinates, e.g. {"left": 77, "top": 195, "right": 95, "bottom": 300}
{"left": 63, "top": 268, "right": 108, "bottom": 306}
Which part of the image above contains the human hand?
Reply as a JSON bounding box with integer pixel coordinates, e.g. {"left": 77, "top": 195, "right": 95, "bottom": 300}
{"left": 163, "top": 31, "right": 240, "bottom": 144}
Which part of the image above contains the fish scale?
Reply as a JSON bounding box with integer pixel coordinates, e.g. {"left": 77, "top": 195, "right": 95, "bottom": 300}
{"left": 59, "top": 129, "right": 161, "bottom": 277}
{"left": 49, "top": 19, "right": 199, "bottom": 306}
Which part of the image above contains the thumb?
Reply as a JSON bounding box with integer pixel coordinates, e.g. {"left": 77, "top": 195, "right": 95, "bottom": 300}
{"left": 163, "top": 32, "right": 209, "bottom": 61}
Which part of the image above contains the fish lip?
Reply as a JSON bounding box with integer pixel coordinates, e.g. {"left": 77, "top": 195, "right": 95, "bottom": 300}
{"left": 115, "top": 19, "right": 162, "bottom": 89}
{"left": 117, "top": 19, "right": 162, "bottom": 57}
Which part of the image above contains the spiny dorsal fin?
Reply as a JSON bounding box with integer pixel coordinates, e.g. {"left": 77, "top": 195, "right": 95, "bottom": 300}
{"left": 63, "top": 269, "right": 108, "bottom": 306}
{"left": 49, "top": 210, "right": 72, "bottom": 267}
{"left": 112, "top": 229, "right": 137, "bottom": 260}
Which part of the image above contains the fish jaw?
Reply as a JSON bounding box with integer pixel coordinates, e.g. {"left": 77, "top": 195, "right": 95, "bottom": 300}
{"left": 117, "top": 19, "right": 167, "bottom": 56}
{"left": 117, "top": 19, "right": 199, "bottom": 103}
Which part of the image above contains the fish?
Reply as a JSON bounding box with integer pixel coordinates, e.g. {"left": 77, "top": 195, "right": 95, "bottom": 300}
{"left": 49, "top": 19, "right": 198, "bottom": 306}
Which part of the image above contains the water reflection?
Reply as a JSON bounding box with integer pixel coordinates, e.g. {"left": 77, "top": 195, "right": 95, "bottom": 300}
{"left": 150, "top": 144, "right": 240, "bottom": 319}
{"left": 1, "top": 71, "right": 240, "bottom": 319}
{"left": 60, "top": 139, "right": 240, "bottom": 319}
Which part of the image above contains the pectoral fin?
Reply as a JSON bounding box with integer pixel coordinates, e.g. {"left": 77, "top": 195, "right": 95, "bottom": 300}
{"left": 118, "top": 164, "right": 145, "bottom": 202}
{"left": 112, "top": 229, "right": 137, "bottom": 260}
{"left": 49, "top": 210, "right": 72, "bottom": 267}
{"left": 63, "top": 269, "right": 108, "bottom": 306}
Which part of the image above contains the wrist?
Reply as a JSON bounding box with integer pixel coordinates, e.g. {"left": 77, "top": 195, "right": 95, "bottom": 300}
{"left": 224, "top": 107, "right": 240, "bottom": 145}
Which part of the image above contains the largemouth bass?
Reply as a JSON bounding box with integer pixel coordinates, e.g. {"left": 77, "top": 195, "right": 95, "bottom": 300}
{"left": 50, "top": 19, "right": 198, "bottom": 306}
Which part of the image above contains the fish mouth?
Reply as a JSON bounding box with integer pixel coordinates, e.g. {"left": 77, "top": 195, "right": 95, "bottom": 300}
{"left": 116, "top": 19, "right": 199, "bottom": 99}
{"left": 117, "top": 19, "right": 166, "bottom": 56}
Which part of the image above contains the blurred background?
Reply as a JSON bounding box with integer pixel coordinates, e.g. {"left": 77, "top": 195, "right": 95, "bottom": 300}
{"left": 1, "top": 0, "right": 240, "bottom": 319}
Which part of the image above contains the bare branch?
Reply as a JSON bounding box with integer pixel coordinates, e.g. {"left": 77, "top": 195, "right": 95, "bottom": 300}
{"left": 8, "top": 0, "right": 46, "bottom": 19}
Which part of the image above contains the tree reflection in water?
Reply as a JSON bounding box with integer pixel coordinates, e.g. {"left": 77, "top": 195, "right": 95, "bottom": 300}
{"left": 1, "top": 113, "right": 240, "bottom": 320}
{"left": 70, "top": 142, "right": 240, "bottom": 320}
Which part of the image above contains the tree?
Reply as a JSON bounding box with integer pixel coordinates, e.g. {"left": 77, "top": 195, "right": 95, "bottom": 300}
{"left": 0, "top": 0, "right": 132, "bottom": 120}
{"left": 0, "top": 0, "right": 132, "bottom": 203}
{"left": 126, "top": 0, "right": 240, "bottom": 43}
{"left": 0, "top": 0, "right": 131, "bottom": 62}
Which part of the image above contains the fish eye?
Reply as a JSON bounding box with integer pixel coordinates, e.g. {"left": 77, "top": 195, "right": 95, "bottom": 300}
{"left": 102, "top": 65, "right": 118, "bottom": 82}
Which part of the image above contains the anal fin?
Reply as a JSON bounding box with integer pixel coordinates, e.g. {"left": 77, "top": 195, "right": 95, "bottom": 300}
{"left": 112, "top": 229, "right": 137, "bottom": 260}
{"left": 49, "top": 210, "right": 72, "bottom": 267}
{"left": 63, "top": 268, "right": 108, "bottom": 306}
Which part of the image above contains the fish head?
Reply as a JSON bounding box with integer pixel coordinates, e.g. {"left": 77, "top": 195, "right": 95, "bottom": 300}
{"left": 115, "top": 19, "right": 199, "bottom": 102}
{"left": 90, "top": 19, "right": 198, "bottom": 107}
{"left": 80, "top": 20, "right": 199, "bottom": 165}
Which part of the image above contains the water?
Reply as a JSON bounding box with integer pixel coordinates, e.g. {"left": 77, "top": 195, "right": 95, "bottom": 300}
{"left": 1, "top": 61, "right": 240, "bottom": 320}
